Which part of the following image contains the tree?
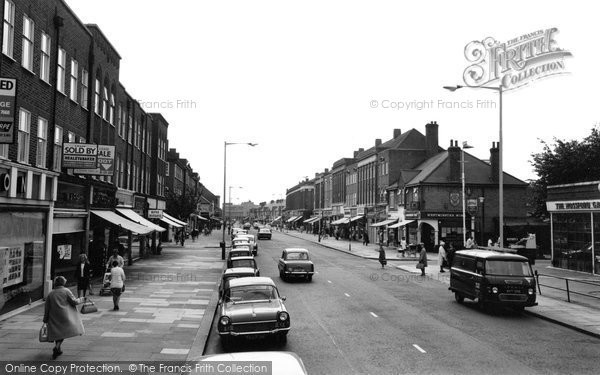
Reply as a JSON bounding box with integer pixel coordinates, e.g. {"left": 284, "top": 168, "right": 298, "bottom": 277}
{"left": 530, "top": 127, "right": 600, "bottom": 218}
{"left": 166, "top": 185, "right": 205, "bottom": 222}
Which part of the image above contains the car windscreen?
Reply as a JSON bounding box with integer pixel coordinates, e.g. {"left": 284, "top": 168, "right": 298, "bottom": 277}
{"left": 485, "top": 260, "right": 532, "bottom": 276}
{"left": 231, "top": 251, "right": 251, "bottom": 257}
{"left": 231, "top": 259, "right": 256, "bottom": 268}
{"left": 226, "top": 285, "right": 277, "bottom": 302}
{"left": 286, "top": 252, "right": 308, "bottom": 260}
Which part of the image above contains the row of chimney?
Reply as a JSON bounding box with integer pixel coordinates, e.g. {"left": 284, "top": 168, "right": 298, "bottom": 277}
{"left": 448, "top": 140, "right": 500, "bottom": 182}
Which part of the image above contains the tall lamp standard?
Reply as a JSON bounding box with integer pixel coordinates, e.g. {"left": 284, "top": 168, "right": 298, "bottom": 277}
{"left": 222, "top": 142, "right": 257, "bottom": 259}
{"left": 444, "top": 84, "right": 504, "bottom": 248}
{"left": 460, "top": 141, "right": 474, "bottom": 247}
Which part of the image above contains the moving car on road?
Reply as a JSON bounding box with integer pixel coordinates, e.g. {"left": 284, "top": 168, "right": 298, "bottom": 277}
{"left": 449, "top": 250, "right": 537, "bottom": 310}
{"left": 217, "top": 277, "right": 290, "bottom": 347}
{"left": 278, "top": 248, "right": 314, "bottom": 281}
{"left": 257, "top": 227, "right": 272, "bottom": 240}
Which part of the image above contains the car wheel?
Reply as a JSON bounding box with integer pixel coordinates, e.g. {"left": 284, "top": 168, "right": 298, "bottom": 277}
{"left": 306, "top": 275, "right": 312, "bottom": 282}
{"left": 454, "top": 292, "right": 464, "bottom": 304}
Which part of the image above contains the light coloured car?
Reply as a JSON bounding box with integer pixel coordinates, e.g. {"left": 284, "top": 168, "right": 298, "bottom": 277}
{"left": 219, "top": 267, "right": 258, "bottom": 297}
{"left": 198, "top": 352, "right": 307, "bottom": 375}
{"left": 227, "top": 248, "right": 253, "bottom": 267}
{"left": 217, "top": 277, "right": 290, "bottom": 347}
{"left": 236, "top": 234, "right": 258, "bottom": 255}
{"left": 229, "top": 256, "right": 260, "bottom": 276}
{"left": 278, "top": 248, "right": 314, "bottom": 281}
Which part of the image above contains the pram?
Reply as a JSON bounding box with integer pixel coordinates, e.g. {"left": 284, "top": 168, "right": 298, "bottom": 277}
{"left": 98, "top": 267, "right": 112, "bottom": 296}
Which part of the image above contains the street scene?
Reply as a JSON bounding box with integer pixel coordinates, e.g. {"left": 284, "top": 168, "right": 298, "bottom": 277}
{"left": 1, "top": 0, "right": 600, "bottom": 374}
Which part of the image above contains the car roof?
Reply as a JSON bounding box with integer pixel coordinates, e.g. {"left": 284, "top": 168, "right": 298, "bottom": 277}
{"left": 224, "top": 267, "right": 257, "bottom": 275}
{"left": 284, "top": 248, "right": 309, "bottom": 253}
{"left": 227, "top": 276, "right": 275, "bottom": 288}
{"left": 259, "top": 228, "right": 271, "bottom": 231}
{"left": 200, "top": 351, "right": 307, "bottom": 375}
{"left": 455, "top": 249, "right": 529, "bottom": 261}
{"left": 230, "top": 256, "right": 255, "bottom": 261}
{"left": 230, "top": 248, "right": 251, "bottom": 252}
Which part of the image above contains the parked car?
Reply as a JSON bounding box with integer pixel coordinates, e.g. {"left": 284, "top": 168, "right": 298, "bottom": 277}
{"left": 257, "top": 228, "right": 272, "bottom": 240}
{"left": 219, "top": 267, "right": 259, "bottom": 297}
{"left": 278, "top": 248, "right": 314, "bottom": 281}
{"left": 227, "top": 248, "right": 253, "bottom": 267}
{"left": 218, "top": 277, "right": 290, "bottom": 347}
{"left": 449, "top": 250, "right": 537, "bottom": 310}
{"left": 200, "top": 352, "right": 307, "bottom": 375}
{"left": 243, "top": 222, "right": 252, "bottom": 230}
{"left": 236, "top": 234, "right": 258, "bottom": 255}
{"left": 229, "top": 256, "right": 260, "bottom": 276}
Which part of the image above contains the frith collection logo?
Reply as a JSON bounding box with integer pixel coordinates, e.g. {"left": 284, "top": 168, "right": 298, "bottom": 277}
{"left": 463, "top": 28, "right": 572, "bottom": 90}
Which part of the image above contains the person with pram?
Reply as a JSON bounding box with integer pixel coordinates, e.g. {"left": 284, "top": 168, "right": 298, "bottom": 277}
{"left": 106, "top": 248, "right": 124, "bottom": 270}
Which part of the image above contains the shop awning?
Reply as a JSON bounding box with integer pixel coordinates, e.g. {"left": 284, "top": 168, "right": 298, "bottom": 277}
{"left": 116, "top": 208, "right": 166, "bottom": 232}
{"left": 272, "top": 216, "right": 282, "bottom": 222}
{"left": 331, "top": 217, "right": 350, "bottom": 225}
{"left": 304, "top": 216, "right": 320, "bottom": 224}
{"left": 191, "top": 213, "right": 208, "bottom": 221}
{"left": 91, "top": 210, "right": 154, "bottom": 235}
{"left": 163, "top": 212, "right": 187, "bottom": 226}
{"left": 210, "top": 217, "right": 222, "bottom": 223}
{"left": 388, "top": 219, "right": 415, "bottom": 229}
{"left": 370, "top": 218, "right": 398, "bottom": 227}
{"left": 160, "top": 216, "right": 183, "bottom": 228}
{"left": 292, "top": 216, "right": 303, "bottom": 223}
{"left": 350, "top": 215, "right": 364, "bottom": 222}
{"left": 286, "top": 216, "right": 298, "bottom": 223}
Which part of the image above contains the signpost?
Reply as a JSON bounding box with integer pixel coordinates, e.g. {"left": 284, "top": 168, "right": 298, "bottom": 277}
{"left": 0, "top": 78, "right": 17, "bottom": 144}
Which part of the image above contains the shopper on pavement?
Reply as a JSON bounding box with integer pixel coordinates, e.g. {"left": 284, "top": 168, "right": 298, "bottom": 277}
{"left": 43, "top": 276, "right": 85, "bottom": 359}
{"left": 109, "top": 261, "right": 126, "bottom": 311}
{"left": 363, "top": 231, "right": 369, "bottom": 246}
{"left": 418, "top": 243, "right": 427, "bottom": 276}
{"left": 378, "top": 246, "right": 387, "bottom": 268}
{"left": 106, "top": 248, "right": 124, "bottom": 270}
{"left": 75, "top": 254, "right": 92, "bottom": 298}
{"left": 438, "top": 241, "right": 448, "bottom": 272}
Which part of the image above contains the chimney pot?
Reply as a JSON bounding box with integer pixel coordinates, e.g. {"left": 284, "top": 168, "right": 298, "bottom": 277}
{"left": 426, "top": 121, "right": 440, "bottom": 158}
{"left": 359, "top": 148, "right": 364, "bottom": 152}
{"left": 393, "top": 129, "right": 402, "bottom": 138}
{"left": 375, "top": 139, "right": 382, "bottom": 147}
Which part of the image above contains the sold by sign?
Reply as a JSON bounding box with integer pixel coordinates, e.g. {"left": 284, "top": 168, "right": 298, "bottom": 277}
{"left": 62, "top": 143, "right": 98, "bottom": 169}
{"left": 73, "top": 145, "right": 115, "bottom": 176}
{"left": 0, "top": 78, "right": 17, "bottom": 144}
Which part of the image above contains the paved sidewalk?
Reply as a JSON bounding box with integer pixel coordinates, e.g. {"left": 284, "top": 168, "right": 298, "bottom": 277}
{"left": 283, "top": 230, "right": 600, "bottom": 339}
{"left": 0, "top": 232, "right": 225, "bottom": 361}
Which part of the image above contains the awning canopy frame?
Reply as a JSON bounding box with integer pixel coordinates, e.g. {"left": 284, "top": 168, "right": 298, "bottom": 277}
{"left": 116, "top": 208, "right": 166, "bottom": 232}
{"left": 91, "top": 210, "right": 154, "bottom": 235}
{"left": 370, "top": 218, "right": 399, "bottom": 228}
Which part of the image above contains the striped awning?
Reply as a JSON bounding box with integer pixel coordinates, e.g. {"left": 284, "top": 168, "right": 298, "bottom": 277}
{"left": 370, "top": 219, "right": 398, "bottom": 227}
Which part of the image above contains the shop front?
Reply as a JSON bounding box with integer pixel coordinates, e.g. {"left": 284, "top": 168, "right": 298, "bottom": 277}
{"left": 547, "top": 181, "right": 600, "bottom": 274}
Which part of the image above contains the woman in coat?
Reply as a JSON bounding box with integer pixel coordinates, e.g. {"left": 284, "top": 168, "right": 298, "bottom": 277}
{"left": 438, "top": 241, "right": 447, "bottom": 273}
{"left": 75, "top": 254, "right": 92, "bottom": 298}
{"left": 418, "top": 243, "right": 428, "bottom": 276}
{"left": 378, "top": 246, "right": 387, "bottom": 268}
{"left": 43, "top": 276, "right": 84, "bottom": 359}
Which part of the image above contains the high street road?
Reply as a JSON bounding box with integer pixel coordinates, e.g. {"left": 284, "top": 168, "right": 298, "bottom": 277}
{"left": 204, "top": 231, "right": 599, "bottom": 375}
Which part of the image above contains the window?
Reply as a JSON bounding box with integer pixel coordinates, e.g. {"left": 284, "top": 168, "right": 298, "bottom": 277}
{"left": 53, "top": 126, "right": 63, "bottom": 171}
{"left": 126, "top": 162, "right": 131, "bottom": 189}
{"left": 0, "top": 143, "right": 7, "bottom": 159}
{"left": 36, "top": 117, "right": 48, "bottom": 168}
{"left": 141, "top": 126, "right": 146, "bottom": 152}
{"left": 67, "top": 131, "right": 75, "bottom": 143}
{"left": 94, "top": 78, "right": 101, "bottom": 115}
{"left": 127, "top": 116, "right": 133, "bottom": 144}
{"left": 135, "top": 120, "right": 140, "bottom": 148}
{"left": 69, "top": 60, "right": 78, "bottom": 101}
{"left": 109, "top": 93, "right": 115, "bottom": 125}
{"left": 132, "top": 163, "right": 137, "bottom": 191}
{"left": 165, "top": 162, "right": 169, "bottom": 176}
{"left": 119, "top": 158, "right": 124, "bottom": 188}
{"left": 56, "top": 48, "right": 66, "bottom": 92}
{"left": 81, "top": 69, "right": 89, "bottom": 108}
{"left": 116, "top": 105, "right": 122, "bottom": 137}
{"left": 102, "top": 87, "right": 108, "bottom": 121}
{"left": 2, "top": 0, "right": 15, "bottom": 57}
{"left": 40, "top": 33, "right": 51, "bottom": 82}
{"left": 21, "top": 15, "right": 35, "bottom": 71}
{"left": 17, "top": 109, "right": 31, "bottom": 163}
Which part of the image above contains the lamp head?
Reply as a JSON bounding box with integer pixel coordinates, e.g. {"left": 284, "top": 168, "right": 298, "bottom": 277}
{"left": 443, "top": 85, "right": 463, "bottom": 92}
{"left": 248, "top": 143, "right": 258, "bottom": 147}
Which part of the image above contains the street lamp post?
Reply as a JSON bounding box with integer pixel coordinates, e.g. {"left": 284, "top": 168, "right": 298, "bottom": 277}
{"left": 222, "top": 142, "right": 257, "bottom": 259}
{"left": 461, "top": 141, "right": 474, "bottom": 247}
{"left": 444, "top": 84, "right": 503, "bottom": 248}
{"left": 228, "top": 186, "right": 243, "bottom": 228}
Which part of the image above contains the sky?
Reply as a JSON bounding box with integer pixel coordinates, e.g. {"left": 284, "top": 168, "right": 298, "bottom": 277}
{"left": 66, "top": 0, "right": 598, "bottom": 205}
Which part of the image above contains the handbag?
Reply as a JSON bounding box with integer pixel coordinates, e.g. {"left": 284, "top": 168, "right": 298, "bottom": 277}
{"left": 39, "top": 323, "right": 48, "bottom": 342}
{"left": 80, "top": 299, "right": 98, "bottom": 314}
{"left": 416, "top": 262, "right": 424, "bottom": 269}
{"left": 121, "top": 284, "right": 125, "bottom": 293}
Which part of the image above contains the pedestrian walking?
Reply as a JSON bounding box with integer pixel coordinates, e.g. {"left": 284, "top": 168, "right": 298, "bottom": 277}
{"left": 399, "top": 237, "right": 407, "bottom": 257}
{"left": 438, "top": 241, "right": 447, "bottom": 272}
{"left": 363, "top": 231, "right": 369, "bottom": 246}
{"left": 109, "top": 261, "right": 126, "bottom": 311}
{"left": 488, "top": 238, "right": 493, "bottom": 248}
{"left": 106, "top": 248, "right": 124, "bottom": 270}
{"left": 75, "top": 254, "right": 92, "bottom": 298}
{"left": 417, "top": 243, "right": 427, "bottom": 276}
{"left": 180, "top": 231, "right": 185, "bottom": 247}
{"left": 378, "top": 246, "right": 387, "bottom": 268}
{"left": 43, "top": 276, "right": 85, "bottom": 359}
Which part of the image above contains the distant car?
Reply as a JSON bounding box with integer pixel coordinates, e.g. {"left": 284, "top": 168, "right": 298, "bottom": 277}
{"left": 257, "top": 228, "right": 272, "bottom": 240}
{"left": 232, "top": 237, "right": 251, "bottom": 247}
{"left": 236, "top": 234, "right": 258, "bottom": 255}
{"left": 200, "top": 352, "right": 307, "bottom": 375}
{"left": 229, "top": 256, "right": 260, "bottom": 276}
{"left": 219, "top": 267, "right": 259, "bottom": 297}
{"left": 278, "top": 248, "right": 314, "bottom": 281}
{"left": 218, "top": 277, "right": 290, "bottom": 347}
{"left": 227, "top": 248, "right": 253, "bottom": 267}
{"left": 243, "top": 222, "right": 252, "bottom": 230}
{"left": 253, "top": 222, "right": 260, "bottom": 229}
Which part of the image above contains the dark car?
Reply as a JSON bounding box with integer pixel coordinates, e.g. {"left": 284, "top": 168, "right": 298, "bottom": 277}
{"left": 278, "top": 248, "right": 314, "bottom": 281}
{"left": 219, "top": 267, "right": 259, "bottom": 297}
{"left": 257, "top": 228, "right": 272, "bottom": 240}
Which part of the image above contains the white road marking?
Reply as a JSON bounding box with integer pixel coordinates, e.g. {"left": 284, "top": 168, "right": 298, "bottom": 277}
{"left": 413, "top": 344, "right": 427, "bottom": 353}
{"left": 327, "top": 280, "right": 332, "bottom": 284}
{"left": 370, "top": 312, "right": 378, "bottom": 318}
{"left": 344, "top": 293, "right": 350, "bottom": 297}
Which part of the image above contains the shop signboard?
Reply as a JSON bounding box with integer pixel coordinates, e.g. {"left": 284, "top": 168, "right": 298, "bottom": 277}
{"left": 73, "top": 145, "right": 114, "bottom": 175}
{"left": 421, "top": 212, "right": 463, "bottom": 219}
{"left": 546, "top": 199, "right": 600, "bottom": 212}
{"left": 0, "top": 78, "right": 17, "bottom": 144}
{"left": 467, "top": 199, "right": 478, "bottom": 215}
{"left": 57, "top": 244, "right": 72, "bottom": 260}
{"left": 63, "top": 143, "right": 98, "bottom": 169}
{"left": 148, "top": 209, "right": 163, "bottom": 219}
